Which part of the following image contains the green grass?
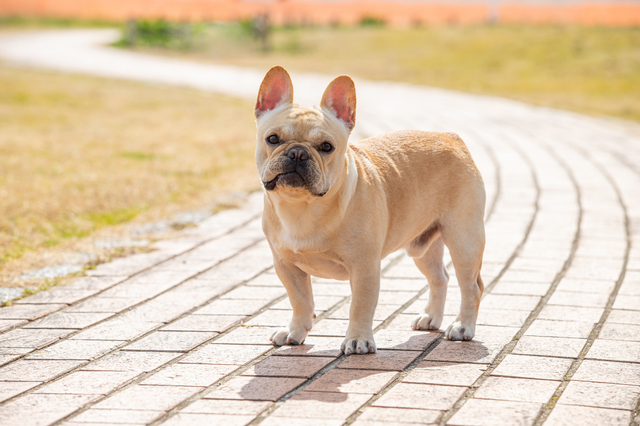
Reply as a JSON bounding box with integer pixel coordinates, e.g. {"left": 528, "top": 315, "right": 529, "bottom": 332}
{"left": 131, "top": 23, "right": 640, "bottom": 123}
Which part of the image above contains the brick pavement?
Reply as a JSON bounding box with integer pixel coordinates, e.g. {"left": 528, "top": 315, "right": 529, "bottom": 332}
{"left": 0, "top": 30, "right": 640, "bottom": 426}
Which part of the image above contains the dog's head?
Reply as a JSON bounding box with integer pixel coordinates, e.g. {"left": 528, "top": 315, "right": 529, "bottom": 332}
{"left": 254, "top": 66, "right": 356, "bottom": 200}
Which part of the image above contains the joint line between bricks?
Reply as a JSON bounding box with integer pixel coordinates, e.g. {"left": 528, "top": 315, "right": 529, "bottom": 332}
{"left": 532, "top": 140, "right": 632, "bottom": 426}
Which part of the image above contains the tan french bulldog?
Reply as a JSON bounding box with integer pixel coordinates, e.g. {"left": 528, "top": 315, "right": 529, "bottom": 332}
{"left": 255, "top": 66, "right": 485, "bottom": 355}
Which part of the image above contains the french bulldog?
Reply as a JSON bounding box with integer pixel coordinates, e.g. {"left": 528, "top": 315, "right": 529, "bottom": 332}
{"left": 255, "top": 66, "right": 485, "bottom": 355}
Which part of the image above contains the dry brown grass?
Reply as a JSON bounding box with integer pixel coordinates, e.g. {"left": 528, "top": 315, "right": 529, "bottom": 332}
{"left": 0, "top": 64, "right": 259, "bottom": 286}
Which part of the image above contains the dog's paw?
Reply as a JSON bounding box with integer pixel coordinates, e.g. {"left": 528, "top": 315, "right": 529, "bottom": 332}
{"left": 411, "top": 313, "right": 443, "bottom": 330}
{"left": 269, "top": 327, "right": 308, "bottom": 346}
{"left": 341, "top": 334, "right": 377, "bottom": 355}
{"left": 445, "top": 321, "right": 475, "bottom": 341}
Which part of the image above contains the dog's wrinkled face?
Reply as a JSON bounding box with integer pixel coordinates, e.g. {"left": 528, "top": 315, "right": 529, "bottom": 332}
{"left": 255, "top": 66, "right": 356, "bottom": 200}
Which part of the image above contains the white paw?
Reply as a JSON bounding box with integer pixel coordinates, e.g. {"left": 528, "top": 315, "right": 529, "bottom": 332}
{"left": 269, "top": 327, "right": 308, "bottom": 346}
{"left": 341, "top": 334, "right": 377, "bottom": 355}
{"left": 411, "top": 313, "right": 443, "bottom": 330}
{"left": 445, "top": 321, "right": 475, "bottom": 341}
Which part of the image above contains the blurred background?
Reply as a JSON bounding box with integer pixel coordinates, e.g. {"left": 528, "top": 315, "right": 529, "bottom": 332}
{"left": 0, "top": 0, "right": 638, "bottom": 295}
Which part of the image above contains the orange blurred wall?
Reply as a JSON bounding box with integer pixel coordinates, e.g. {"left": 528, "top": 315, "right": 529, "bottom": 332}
{"left": 0, "top": 0, "right": 638, "bottom": 26}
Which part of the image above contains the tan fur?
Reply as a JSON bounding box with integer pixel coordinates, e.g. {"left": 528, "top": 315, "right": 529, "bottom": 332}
{"left": 255, "top": 66, "right": 485, "bottom": 355}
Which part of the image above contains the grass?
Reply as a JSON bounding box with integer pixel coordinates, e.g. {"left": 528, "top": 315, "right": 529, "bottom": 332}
{"left": 130, "top": 23, "right": 640, "bottom": 123}
{"left": 0, "top": 65, "right": 259, "bottom": 284}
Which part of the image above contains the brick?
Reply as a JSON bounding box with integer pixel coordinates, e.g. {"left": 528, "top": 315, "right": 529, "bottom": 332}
{"left": 72, "top": 408, "right": 163, "bottom": 424}
{"left": 261, "top": 418, "right": 343, "bottom": 426}
{"left": 243, "top": 310, "right": 291, "bottom": 327}
{"left": 0, "top": 328, "right": 72, "bottom": 349}
{"left": 599, "top": 322, "right": 640, "bottom": 341}
{"left": 559, "top": 381, "right": 640, "bottom": 410}
{"left": 525, "top": 319, "right": 594, "bottom": 338}
{"left": 492, "top": 354, "right": 573, "bottom": 381}
{"left": 123, "top": 331, "right": 216, "bottom": 352}
{"left": 273, "top": 336, "right": 344, "bottom": 358}
{"left": 513, "top": 336, "right": 586, "bottom": 358}
{"left": 0, "top": 320, "right": 27, "bottom": 332}
{"left": 183, "top": 399, "right": 270, "bottom": 414}
{"left": 0, "top": 304, "right": 66, "bottom": 320}
{"left": 194, "top": 299, "right": 270, "bottom": 316}
{"left": 329, "top": 304, "right": 401, "bottom": 322}
{"left": 447, "top": 398, "right": 542, "bottom": 426}
{"left": 373, "top": 330, "right": 439, "bottom": 351}
{"left": 26, "top": 339, "right": 122, "bottom": 360}
{"left": 405, "top": 361, "right": 487, "bottom": 386}
{"left": 0, "top": 393, "right": 98, "bottom": 425}
{"left": 0, "top": 360, "right": 82, "bottom": 381}
{"left": 179, "top": 343, "right": 268, "bottom": 365}
{"left": 220, "top": 286, "right": 286, "bottom": 300}
{"left": 612, "top": 295, "right": 640, "bottom": 311}
{"left": 15, "top": 288, "right": 96, "bottom": 305}
{"left": 205, "top": 376, "right": 305, "bottom": 401}
{"left": 474, "top": 376, "right": 559, "bottom": 403}
{"left": 357, "top": 407, "right": 440, "bottom": 424}
{"left": 538, "top": 305, "right": 604, "bottom": 323}
{"left": 0, "top": 381, "right": 41, "bottom": 403}
{"left": 373, "top": 383, "right": 465, "bottom": 410}
{"left": 65, "top": 276, "right": 126, "bottom": 291}
{"left": 481, "top": 294, "right": 541, "bottom": 311}
{"left": 379, "top": 278, "right": 427, "bottom": 292}
{"left": 272, "top": 391, "right": 371, "bottom": 419}
{"left": 491, "top": 282, "right": 550, "bottom": 296}
{"left": 606, "top": 309, "right": 640, "bottom": 325}
{"left": 65, "top": 297, "right": 141, "bottom": 313}
{"left": 161, "top": 413, "right": 256, "bottom": 426}
{"left": 586, "top": 339, "right": 640, "bottom": 362}
{"left": 81, "top": 351, "right": 179, "bottom": 373}
{"left": 214, "top": 326, "right": 275, "bottom": 345}
{"left": 338, "top": 349, "right": 421, "bottom": 371}
{"left": 162, "top": 315, "right": 244, "bottom": 332}
{"left": 24, "top": 312, "right": 112, "bottom": 329}
{"left": 547, "top": 291, "right": 610, "bottom": 308}
{"left": 242, "top": 355, "right": 334, "bottom": 378}
{"left": 573, "top": 360, "right": 640, "bottom": 386}
{"left": 306, "top": 369, "right": 397, "bottom": 394}
{"left": 545, "top": 404, "right": 632, "bottom": 426}
{"left": 69, "top": 319, "right": 161, "bottom": 341}
{"left": 0, "top": 354, "right": 19, "bottom": 366}
{"left": 476, "top": 309, "right": 529, "bottom": 327}
{"left": 142, "top": 363, "right": 236, "bottom": 387}
{"left": 93, "top": 385, "right": 200, "bottom": 410}
{"left": 34, "top": 371, "right": 136, "bottom": 394}
{"left": 555, "top": 278, "right": 615, "bottom": 294}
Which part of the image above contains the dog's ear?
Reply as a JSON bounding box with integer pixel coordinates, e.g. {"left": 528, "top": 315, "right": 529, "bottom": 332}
{"left": 321, "top": 75, "right": 356, "bottom": 131}
{"left": 255, "top": 66, "right": 294, "bottom": 118}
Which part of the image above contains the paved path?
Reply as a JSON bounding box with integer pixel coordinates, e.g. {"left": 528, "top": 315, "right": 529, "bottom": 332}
{"left": 1, "top": 29, "right": 640, "bottom": 426}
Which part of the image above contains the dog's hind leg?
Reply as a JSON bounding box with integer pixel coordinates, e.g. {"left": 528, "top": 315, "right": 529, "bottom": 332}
{"left": 440, "top": 217, "right": 485, "bottom": 341}
{"left": 411, "top": 235, "right": 449, "bottom": 331}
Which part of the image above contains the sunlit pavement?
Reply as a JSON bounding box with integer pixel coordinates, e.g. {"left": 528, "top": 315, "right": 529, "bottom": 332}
{"left": 0, "top": 29, "right": 639, "bottom": 426}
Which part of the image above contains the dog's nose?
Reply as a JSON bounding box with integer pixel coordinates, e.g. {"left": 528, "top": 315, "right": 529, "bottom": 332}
{"left": 287, "top": 147, "right": 309, "bottom": 162}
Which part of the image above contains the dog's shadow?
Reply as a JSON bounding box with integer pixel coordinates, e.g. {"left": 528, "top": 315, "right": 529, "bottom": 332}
{"left": 239, "top": 332, "right": 490, "bottom": 403}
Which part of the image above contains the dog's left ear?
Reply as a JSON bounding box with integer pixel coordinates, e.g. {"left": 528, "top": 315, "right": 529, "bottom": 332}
{"left": 321, "top": 75, "right": 356, "bottom": 131}
{"left": 255, "top": 66, "right": 294, "bottom": 118}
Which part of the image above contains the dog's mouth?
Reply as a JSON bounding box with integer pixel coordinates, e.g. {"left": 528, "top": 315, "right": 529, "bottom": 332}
{"left": 263, "top": 172, "right": 326, "bottom": 197}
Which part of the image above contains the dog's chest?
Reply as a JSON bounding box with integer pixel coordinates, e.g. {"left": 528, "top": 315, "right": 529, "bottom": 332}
{"left": 281, "top": 249, "right": 349, "bottom": 281}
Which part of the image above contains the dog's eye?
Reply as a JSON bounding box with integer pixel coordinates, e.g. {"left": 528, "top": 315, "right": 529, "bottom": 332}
{"left": 266, "top": 134, "right": 279, "bottom": 145}
{"left": 319, "top": 142, "right": 334, "bottom": 153}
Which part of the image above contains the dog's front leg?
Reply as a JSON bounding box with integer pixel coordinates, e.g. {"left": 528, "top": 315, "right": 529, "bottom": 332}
{"left": 342, "top": 263, "right": 380, "bottom": 355}
{"left": 270, "top": 258, "right": 314, "bottom": 346}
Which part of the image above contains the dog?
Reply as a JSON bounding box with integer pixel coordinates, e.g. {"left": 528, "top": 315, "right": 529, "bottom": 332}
{"left": 255, "top": 66, "right": 485, "bottom": 355}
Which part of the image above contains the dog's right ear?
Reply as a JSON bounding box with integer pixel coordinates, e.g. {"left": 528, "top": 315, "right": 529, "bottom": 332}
{"left": 255, "top": 66, "right": 293, "bottom": 118}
